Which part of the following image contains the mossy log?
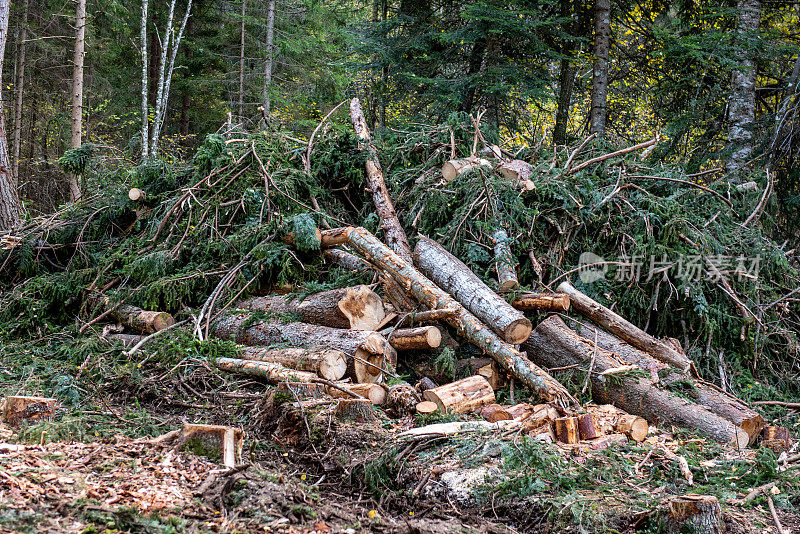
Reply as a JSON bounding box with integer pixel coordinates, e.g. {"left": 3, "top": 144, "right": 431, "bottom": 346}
{"left": 211, "top": 314, "right": 396, "bottom": 383}
{"left": 326, "top": 226, "right": 574, "bottom": 406}
{"left": 239, "top": 285, "right": 386, "bottom": 331}
{"left": 414, "top": 236, "right": 531, "bottom": 344}
{"left": 557, "top": 281, "right": 693, "bottom": 372}
{"left": 523, "top": 316, "right": 749, "bottom": 447}
{"left": 239, "top": 347, "right": 347, "bottom": 381}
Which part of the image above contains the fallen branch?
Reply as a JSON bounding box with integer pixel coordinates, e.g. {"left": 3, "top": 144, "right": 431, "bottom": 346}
{"left": 753, "top": 400, "right": 800, "bottom": 410}
{"left": 567, "top": 136, "right": 657, "bottom": 175}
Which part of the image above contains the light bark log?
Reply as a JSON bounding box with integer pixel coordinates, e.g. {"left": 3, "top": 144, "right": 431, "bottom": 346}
{"left": 386, "top": 326, "right": 441, "bottom": 350}
{"left": 324, "top": 248, "right": 371, "bottom": 273}
{"left": 422, "top": 375, "right": 495, "bottom": 414}
{"left": 328, "top": 383, "right": 387, "bottom": 405}
{"left": 216, "top": 357, "right": 319, "bottom": 383}
{"left": 441, "top": 157, "right": 492, "bottom": 183}
{"left": 586, "top": 404, "right": 648, "bottom": 442}
{"left": 107, "top": 333, "right": 145, "bottom": 348}
{"left": 491, "top": 229, "right": 519, "bottom": 291}
{"left": 524, "top": 316, "right": 749, "bottom": 447}
{"left": 92, "top": 295, "right": 175, "bottom": 333}
{"left": 129, "top": 187, "right": 146, "bottom": 201}
{"left": 239, "top": 285, "right": 386, "bottom": 331}
{"left": 239, "top": 347, "right": 347, "bottom": 381}
{"left": 511, "top": 293, "right": 571, "bottom": 312}
{"left": 414, "top": 236, "right": 531, "bottom": 344}
{"left": 331, "top": 226, "right": 574, "bottom": 406}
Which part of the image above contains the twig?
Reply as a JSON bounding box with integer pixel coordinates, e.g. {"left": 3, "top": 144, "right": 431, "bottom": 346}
{"left": 743, "top": 170, "right": 773, "bottom": 227}
{"left": 752, "top": 400, "right": 800, "bottom": 410}
{"left": 567, "top": 136, "right": 657, "bottom": 175}
{"left": 732, "top": 481, "right": 776, "bottom": 505}
{"left": 684, "top": 167, "right": 723, "bottom": 178}
{"left": 563, "top": 133, "right": 597, "bottom": 174}
{"left": 767, "top": 495, "right": 789, "bottom": 534}
{"left": 124, "top": 319, "right": 190, "bottom": 356}
{"left": 628, "top": 175, "right": 733, "bottom": 208}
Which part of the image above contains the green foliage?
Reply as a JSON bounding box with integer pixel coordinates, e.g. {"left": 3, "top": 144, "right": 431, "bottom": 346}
{"left": 57, "top": 143, "right": 96, "bottom": 175}
{"left": 291, "top": 213, "right": 321, "bottom": 252}
{"left": 433, "top": 347, "right": 456, "bottom": 381}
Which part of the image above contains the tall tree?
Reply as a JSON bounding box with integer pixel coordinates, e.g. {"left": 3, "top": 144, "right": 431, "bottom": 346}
{"left": 11, "top": 0, "right": 29, "bottom": 185}
{"left": 262, "top": 0, "right": 276, "bottom": 118}
{"left": 589, "top": 0, "right": 610, "bottom": 136}
{"left": 69, "top": 0, "right": 87, "bottom": 200}
{"left": 553, "top": 0, "right": 578, "bottom": 145}
{"left": 141, "top": 0, "right": 150, "bottom": 160}
{"left": 726, "top": 0, "right": 761, "bottom": 178}
{"left": 238, "top": 0, "right": 246, "bottom": 118}
{"left": 0, "top": 0, "right": 24, "bottom": 231}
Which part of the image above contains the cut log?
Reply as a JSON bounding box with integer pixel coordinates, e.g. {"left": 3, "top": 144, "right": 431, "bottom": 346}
{"left": 239, "top": 347, "right": 347, "bottom": 381}
{"left": 330, "top": 226, "right": 574, "bottom": 406}
{"left": 396, "top": 308, "right": 458, "bottom": 327}
{"left": 583, "top": 434, "right": 629, "bottom": 450}
{"left": 92, "top": 294, "right": 174, "bottom": 334}
{"left": 422, "top": 375, "right": 495, "bottom": 414}
{"left": 329, "top": 383, "right": 387, "bottom": 405}
{"left": 576, "top": 413, "right": 601, "bottom": 440}
{"left": 586, "top": 404, "right": 649, "bottom": 442}
{"left": 386, "top": 383, "right": 421, "bottom": 417}
{"left": 523, "top": 316, "right": 749, "bottom": 447}
{"left": 211, "top": 314, "right": 396, "bottom": 384}
{"left": 324, "top": 248, "right": 371, "bottom": 273}
{"left": 415, "top": 236, "right": 532, "bottom": 344}
{"left": 1, "top": 396, "right": 57, "bottom": 427}
{"left": 572, "top": 321, "right": 765, "bottom": 443}
{"left": 480, "top": 404, "right": 512, "bottom": 422}
{"left": 334, "top": 398, "right": 378, "bottom": 424}
{"left": 275, "top": 381, "right": 329, "bottom": 399}
{"left": 557, "top": 281, "right": 693, "bottom": 372}
{"left": 179, "top": 424, "right": 243, "bottom": 468}
{"left": 441, "top": 157, "right": 492, "bottom": 182}
{"left": 319, "top": 227, "right": 352, "bottom": 248}
{"left": 416, "top": 401, "right": 438, "bottom": 414}
{"left": 398, "top": 420, "right": 519, "bottom": 438}
{"left": 216, "top": 357, "right": 319, "bottom": 383}
{"left": 497, "top": 159, "right": 533, "bottom": 183}
{"left": 349, "top": 98, "right": 412, "bottom": 262}
{"left": 239, "top": 285, "right": 386, "bottom": 331}
{"left": 554, "top": 417, "right": 580, "bottom": 444}
{"left": 511, "top": 293, "right": 571, "bottom": 312}
{"left": 506, "top": 403, "right": 559, "bottom": 435}
{"left": 476, "top": 361, "right": 504, "bottom": 390}
{"left": 386, "top": 326, "right": 442, "bottom": 350}
{"left": 761, "top": 426, "right": 792, "bottom": 451}
{"left": 128, "top": 187, "right": 146, "bottom": 201}
{"left": 107, "top": 333, "right": 145, "bottom": 348}
{"left": 416, "top": 377, "right": 438, "bottom": 393}
{"left": 491, "top": 229, "right": 519, "bottom": 291}
{"left": 662, "top": 496, "right": 722, "bottom": 534}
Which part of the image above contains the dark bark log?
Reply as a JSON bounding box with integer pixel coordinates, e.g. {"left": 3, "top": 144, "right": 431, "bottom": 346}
{"left": 589, "top": 0, "right": 610, "bottom": 136}
{"left": 492, "top": 229, "right": 519, "bottom": 291}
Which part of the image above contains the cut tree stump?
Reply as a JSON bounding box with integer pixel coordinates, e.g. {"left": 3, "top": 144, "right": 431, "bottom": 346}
{"left": 128, "top": 187, "right": 145, "bottom": 201}
{"left": 511, "top": 293, "right": 571, "bottom": 312}
{"left": 491, "top": 229, "right": 519, "bottom": 291}
{"left": 239, "top": 285, "right": 386, "bottom": 331}
{"left": 524, "top": 316, "right": 748, "bottom": 447}
{"left": 572, "top": 321, "right": 764, "bottom": 443}
{"left": 216, "top": 357, "right": 319, "bottom": 383}
{"left": 422, "top": 375, "right": 495, "bottom": 414}
{"left": 329, "top": 226, "right": 574, "bottom": 406}
{"left": 441, "top": 157, "right": 492, "bottom": 182}
{"left": 211, "top": 314, "right": 397, "bottom": 383}
{"left": 480, "top": 404, "right": 512, "bottom": 422}
{"left": 557, "top": 281, "right": 693, "bottom": 372}
{"left": 761, "top": 426, "right": 792, "bottom": 451}
{"left": 350, "top": 98, "right": 412, "bottom": 262}
{"left": 179, "top": 424, "right": 244, "bottom": 468}
{"left": 334, "top": 398, "right": 378, "bottom": 424}
{"left": 1, "top": 396, "right": 57, "bottom": 426}
{"left": 576, "top": 413, "right": 601, "bottom": 440}
{"left": 662, "top": 495, "right": 722, "bottom": 534}
{"left": 416, "top": 401, "right": 438, "bottom": 414}
{"left": 586, "top": 404, "right": 649, "bottom": 442}
{"left": 386, "top": 383, "right": 421, "bottom": 417}
{"left": 554, "top": 416, "right": 580, "bottom": 444}
{"left": 415, "top": 236, "right": 531, "bottom": 344}
{"left": 497, "top": 160, "right": 534, "bottom": 189}
{"left": 386, "top": 326, "right": 442, "bottom": 350}
{"left": 239, "top": 347, "right": 347, "bottom": 381}
{"left": 329, "top": 383, "right": 387, "bottom": 405}
{"left": 275, "top": 381, "right": 329, "bottom": 399}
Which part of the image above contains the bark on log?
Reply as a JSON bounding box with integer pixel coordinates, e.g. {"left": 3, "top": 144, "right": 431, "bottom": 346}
{"left": 414, "top": 236, "right": 531, "bottom": 344}
{"left": 92, "top": 295, "right": 175, "bottom": 334}
{"left": 523, "top": 316, "right": 749, "bottom": 447}
{"left": 386, "top": 326, "right": 442, "bottom": 350}
{"left": 349, "top": 98, "right": 412, "bottom": 263}
{"left": 0, "top": 396, "right": 57, "bottom": 427}
{"left": 441, "top": 158, "right": 492, "bottom": 182}
{"left": 275, "top": 381, "right": 329, "bottom": 399}
{"left": 511, "top": 293, "right": 571, "bottom": 312}
{"left": 335, "top": 398, "right": 378, "bottom": 424}
{"left": 480, "top": 404, "right": 512, "bottom": 422}
{"left": 211, "top": 314, "right": 396, "bottom": 384}
{"left": 396, "top": 308, "right": 458, "bottom": 327}
{"left": 331, "top": 226, "right": 574, "bottom": 406}
{"left": 662, "top": 496, "right": 722, "bottom": 534}
{"left": 239, "top": 347, "right": 347, "bottom": 381}
{"left": 422, "top": 375, "right": 495, "bottom": 414}
{"left": 497, "top": 159, "right": 533, "bottom": 183}
{"left": 576, "top": 413, "right": 601, "bottom": 440}
{"left": 492, "top": 229, "right": 519, "bottom": 291}
{"left": 386, "top": 383, "right": 421, "bottom": 417}
{"left": 328, "top": 383, "right": 387, "bottom": 405}
{"left": 239, "top": 285, "right": 386, "bottom": 331}
{"left": 179, "top": 424, "right": 243, "bottom": 468}
{"left": 557, "top": 281, "right": 694, "bottom": 372}
{"left": 586, "top": 404, "right": 649, "bottom": 442}
{"left": 761, "top": 426, "right": 792, "bottom": 451}
{"left": 324, "top": 248, "right": 371, "bottom": 273}
{"left": 554, "top": 416, "right": 580, "bottom": 444}
{"left": 572, "top": 321, "right": 764, "bottom": 443}
{"left": 216, "top": 357, "right": 319, "bottom": 383}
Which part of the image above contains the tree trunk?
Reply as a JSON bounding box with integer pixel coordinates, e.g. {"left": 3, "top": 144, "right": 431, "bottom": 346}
{"left": 511, "top": 293, "right": 571, "bottom": 312}
{"left": 492, "top": 229, "right": 519, "bottom": 291}
{"left": 554, "top": 416, "right": 580, "bottom": 443}
{"left": 0, "top": 0, "right": 23, "bottom": 231}
{"left": 239, "top": 346, "right": 347, "bottom": 381}
{"left": 11, "top": 0, "right": 28, "bottom": 185}
{"left": 239, "top": 286, "right": 386, "bottom": 330}
{"left": 261, "top": 0, "right": 275, "bottom": 117}
{"left": 422, "top": 375, "right": 495, "bottom": 414}
{"left": 414, "top": 236, "right": 532, "bottom": 344}
{"left": 140, "top": 0, "right": 150, "bottom": 160}
{"left": 68, "top": 0, "right": 86, "bottom": 201}
{"left": 726, "top": 0, "right": 761, "bottom": 178}
{"left": 571, "top": 321, "right": 764, "bottom": 443}
{"left": 217, "top": 357, "right": 319, "bottom": 384}
{"left": 460, "top": 37, "right": 486, "bottom": 113}
{"left": 237, "top": 0, "right": 246, "bottom": 118}
{"left": 557, "top": 281, "right": 693, "bottom": 372}
{"left": 332, "top": 226, "right": 574, "bottom": 406}
{"left": 350, "top": 98, "right": 413, "bottom": 263}
{"left": 497, "top": 160, "right": 535, "bottom": 190}
{"left": 386, "top": 326, "right": 442, "bottom": 350}
{"left": 554, "top": 57, "right": 577, "bottom": 145}
{"left": 441, "top": 157, "right": 491, "bottom": 183}
{"left": 523, "top": 316, "right": 749, "bottom": 447}
{"left": 589, "top": 0, "right": 610, "bottom": 136}
{"left": 210, "top": 313, "right": 396, "bottom": 384}
{"left": 115, "top": 305, "right": 175, "bottom": 333}
{"left": 334, "top": 398, "right": 378, "bottom": 424}
{"left": 323, "top": 248, "right": 371, "bottom": 273}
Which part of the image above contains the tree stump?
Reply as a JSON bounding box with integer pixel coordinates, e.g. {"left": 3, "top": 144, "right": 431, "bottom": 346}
{"left": 662, "top": 495, "right": 722, "bottom": 534}
{"left": 386, "top": 383, "right": 421, "bottom": 417}
{"left": 334, "top": 398, "right": 378, "bottom": 424}
{"left": 179, "top": 424, "right": 244, "bottom": 468}
{"left": 554, "top": 416, "right": 580, "bottom": 444}
{"left": 1, "top": 396, "right": 57, "bottom": 427}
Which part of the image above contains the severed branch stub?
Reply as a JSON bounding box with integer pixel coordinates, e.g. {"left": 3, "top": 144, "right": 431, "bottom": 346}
{"left": 491, "top": 229, "right": 519, "bottom": 291}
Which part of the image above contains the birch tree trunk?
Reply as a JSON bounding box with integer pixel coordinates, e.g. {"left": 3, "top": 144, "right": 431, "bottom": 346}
{"left": 150, "top": 0, "right": 177, "bottom": 156}
{"left": 237, "top": 0, "right": 246, "bottom": 118}
{"left": 726, "top": 0, "right": 761, "bottom": 178}
{"left": 11, "top": 0, "right": 28, "bottom": 184}
{"left": 69, "top": 0, "right": 86, "bottom": 201}
{"left": 140, "top": 0, "right": 149, "bottom": 160}
{"left": 589, "top": 0, "right": 610, "bottom": 136}
{"left": 261, "top": 0, "right": 275, "bottom": 117}
{"left": 0, "top": 0, "right": 23, "bottom": 232}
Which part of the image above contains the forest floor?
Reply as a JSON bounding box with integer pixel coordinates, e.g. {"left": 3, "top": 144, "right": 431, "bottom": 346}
{"left": 0, "top": 351, "right": 798, "bottom": 534}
